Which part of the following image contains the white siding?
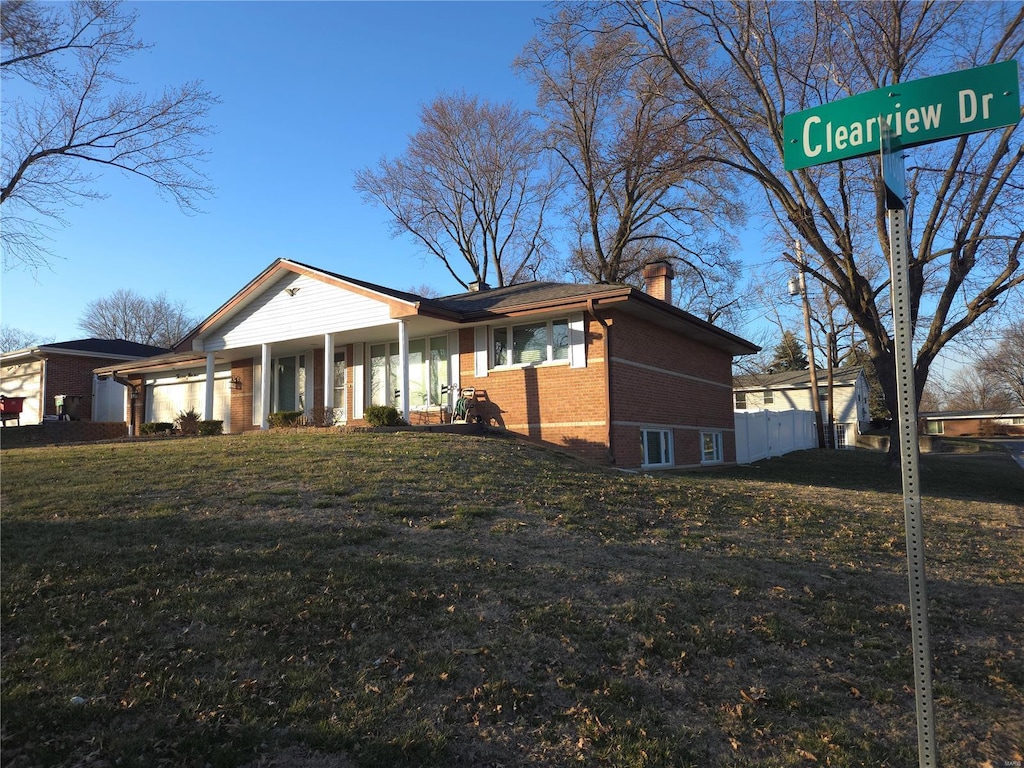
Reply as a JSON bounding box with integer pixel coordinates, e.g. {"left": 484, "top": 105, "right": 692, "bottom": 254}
{"left": 202, "top": 274, "right": 396, "bottom": 352}
{"left": 738, "top": 383, "right": 862, "bottom": 425}
{"left": 146, "top": 369, "right": 231, "bottom": 428}
{"left": 1, "top": 359, "right": 42, "bottom": 424}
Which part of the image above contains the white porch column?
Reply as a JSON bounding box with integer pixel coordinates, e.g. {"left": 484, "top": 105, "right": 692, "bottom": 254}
{"left": 304, "top": 348, "right": 315, "bottom": 418}
{"left": 204, "top": 353, "right": 216, "bottom": 421}
{"left": 324, "top": 333, "right": 335, "bottom": 412}
{"left": 397, "top": 320, "right": 409, "bottom": 422}
{"left": 260, "top": 343, "right": 272, "bottom": 429}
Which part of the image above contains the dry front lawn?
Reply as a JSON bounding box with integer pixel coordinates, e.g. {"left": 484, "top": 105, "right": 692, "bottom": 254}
{"left": 1, "top": 432, "right": 1021, "bottom": 767}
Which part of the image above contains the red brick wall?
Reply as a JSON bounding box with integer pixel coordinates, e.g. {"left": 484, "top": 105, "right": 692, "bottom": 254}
{"left": 606, "top": 312, "right": 736, "bottom": 468}
{"left": 935, "top": 418, "right": 1024, "bottom": 437}
{"left": 0, "top": 421, "right": 128, "bottom": 448}
{"left": 457, "top": 319, "right": 611, "bottom": 464}
{"left": 230, "top": 359, "right": 255, "bottom": 432}
{"left": 43, "top": 354, "right": 121, "bottom": 420}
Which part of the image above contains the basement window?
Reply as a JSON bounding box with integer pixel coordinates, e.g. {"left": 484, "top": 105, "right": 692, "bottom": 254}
{"left": 641, "top": 429, "right": 673, "bottom": 468}
{"left": 700, "top": 431, "right": 723, "bottom": 465}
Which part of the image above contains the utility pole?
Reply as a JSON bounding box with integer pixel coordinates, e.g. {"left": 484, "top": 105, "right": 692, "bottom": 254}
{"left": 794, "top": 241, "right": 826, "bottom": 449}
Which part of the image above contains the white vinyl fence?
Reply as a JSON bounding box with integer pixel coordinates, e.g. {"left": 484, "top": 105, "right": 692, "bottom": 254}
{"left": 734, "top": 409, "right": 818, "bottom": 464}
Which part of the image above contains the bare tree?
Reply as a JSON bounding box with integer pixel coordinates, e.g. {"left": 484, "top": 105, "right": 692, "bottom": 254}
{"left": 611, "top": 0, "right": 1024, "bottom": 464}
{"left": 78, "top": 288, "right": 196, "bottom": 348}
{"left": 0, "top": 325, "right": 53, "bottom": 352}
{"left": 940, "top": 366, "right": 1017, "bottom": 412}
{"left": 1, "top": 0, "right": 217, "bottom": 271}
{"left": 978, "top": 323, "right": 1024, "bottom": 406}
{"left": 354, "top": 93, "right": 560, "bottom": 289}
{"left": 516, "top": 7, "right": 744, "bottom": 295}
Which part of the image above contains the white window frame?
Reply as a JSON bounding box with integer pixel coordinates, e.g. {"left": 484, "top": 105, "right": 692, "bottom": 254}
{"left": 492, "top": 318, "right": 570, "bottom": 368}
{"left": 641, "top": 428, "right": 674, "bottom": 469}
{"left": 925, "top": 420, "right": 944, "bottom": 435}
{"left": 762, "top": 389, "right": 774, "bottom": 405}
{"left": 700, "top": 431, "right": 723, "bottom": 465}
{"left": 734, "top": 391, "right": 747, "bottom": 410}
{"left": 367, "top": 335, "right": 449, "bottom": 409}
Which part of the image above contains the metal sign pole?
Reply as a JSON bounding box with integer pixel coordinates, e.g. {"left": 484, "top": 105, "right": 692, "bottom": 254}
{"left": 781, "top": 61, "right": 1020, "bottom": 768}
{"left": 887, "top": 204, "right": 938, "bottom": 768}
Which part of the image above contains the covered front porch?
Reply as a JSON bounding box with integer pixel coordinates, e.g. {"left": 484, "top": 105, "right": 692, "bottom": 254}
{"left": 205, "top": 317, "right": 465, "bottom": 432}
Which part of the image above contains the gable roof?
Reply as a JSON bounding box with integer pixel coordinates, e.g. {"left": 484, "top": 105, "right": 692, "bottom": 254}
{"left": 173, "top": 258, "right": 758, "bottom": 357}
{"left": 734, "top": 367, "right": 865, "bottom": 391}
{"left": 1, "top": 338, "right": 169, "bottom": 362}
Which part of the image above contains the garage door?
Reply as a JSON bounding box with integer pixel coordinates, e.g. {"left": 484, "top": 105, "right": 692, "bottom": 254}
{"left": 147, "top": 374, "right": 230, "bottom": 431}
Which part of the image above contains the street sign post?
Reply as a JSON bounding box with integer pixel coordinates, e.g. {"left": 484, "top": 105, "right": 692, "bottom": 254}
{"left": 780, "top": 60, "right": 1021, "bottom": 768}
{"left": 784, "top": 60, "right": 1021, "bottom": 170}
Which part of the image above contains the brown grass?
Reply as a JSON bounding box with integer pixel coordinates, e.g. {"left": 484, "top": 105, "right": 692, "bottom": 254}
{"left": 1, "top": 432, "right": 1021, "bottom": 767}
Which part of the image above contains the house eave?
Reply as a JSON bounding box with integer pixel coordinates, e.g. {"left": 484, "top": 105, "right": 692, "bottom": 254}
{"left": 1, "top": 347, "right": 163, "bottom": 366}
{"left": 94, "top": 352, "right": 230, "bottom": 379}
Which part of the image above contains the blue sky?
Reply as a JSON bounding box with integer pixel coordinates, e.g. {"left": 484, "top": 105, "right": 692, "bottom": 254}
{"left": 0, "top": 1, "right": 981, "bottom": 383}
{"left": 2, "top": 1, "right": 597, "bottom": 342}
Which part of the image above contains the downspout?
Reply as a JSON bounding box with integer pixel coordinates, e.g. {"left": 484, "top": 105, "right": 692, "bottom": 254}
{"left": 38, "top": 352, "right": 48, "bottom": 419}
{"left": 588, "top": 298, "right": 614, "bottom": 465}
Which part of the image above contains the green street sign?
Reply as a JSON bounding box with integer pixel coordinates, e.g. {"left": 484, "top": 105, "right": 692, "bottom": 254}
{"left": 784, "top": 60, "right": 1021, "bottom": 170}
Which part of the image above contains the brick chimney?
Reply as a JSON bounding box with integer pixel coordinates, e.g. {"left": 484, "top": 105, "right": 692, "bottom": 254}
{"left": 643, "top": 260, "right": 675, "bottom": 303}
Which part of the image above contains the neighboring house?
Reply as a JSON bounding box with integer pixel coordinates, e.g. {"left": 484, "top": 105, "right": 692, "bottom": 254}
{"left": 733, "top": 367, "right": 872, "bottom": 447}
{"left": 95, "top": 259, "right": 759, "bottom": 469}
{"left": 919, "top": 407, "right": 1024, "bottom": 437}
{"left": 1, "top": 338, "right": 170, "bottom": 425}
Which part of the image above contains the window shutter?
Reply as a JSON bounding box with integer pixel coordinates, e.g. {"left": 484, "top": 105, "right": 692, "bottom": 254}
{"left": 568, "top": 313, "right": 586, "bottom": 368}
{"left": 448, "top": 331, "right": 460, "bottom": 390}
{"left": 474, "top": 326, "right": 488, "bottom": 378}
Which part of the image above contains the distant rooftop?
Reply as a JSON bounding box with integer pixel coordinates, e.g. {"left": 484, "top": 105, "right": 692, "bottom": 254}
{"left": 3, "top": 338, "right": 170, "bottom": 359}
{"left": 734, "top": 367, "right": 865, "bottom": 390}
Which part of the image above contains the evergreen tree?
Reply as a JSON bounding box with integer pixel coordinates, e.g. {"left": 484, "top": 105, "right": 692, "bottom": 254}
{"left": 771, "top": 331, "right": 807, "bottom": 372}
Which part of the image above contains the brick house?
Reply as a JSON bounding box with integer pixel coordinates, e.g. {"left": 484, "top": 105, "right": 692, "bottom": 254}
{"left": 919, "top": 407, "right": 1024, "bottom": 437}
{"left": 1, "top": 339, "right": 169, "bottom": 425}
{"left": 95, "top": 259, "right": 758, "bottom": 469}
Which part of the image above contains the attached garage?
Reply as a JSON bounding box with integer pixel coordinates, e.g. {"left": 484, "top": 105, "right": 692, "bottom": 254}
{"left": 1, "top": 359, "right": 43, "bottom": 425}
{"left": 145, "top": 369, "right": 232, "bottom": 430}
